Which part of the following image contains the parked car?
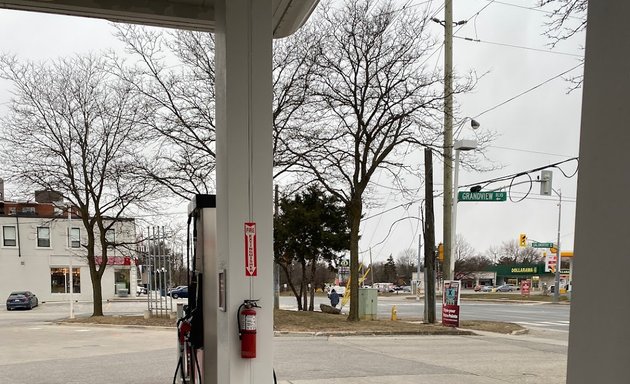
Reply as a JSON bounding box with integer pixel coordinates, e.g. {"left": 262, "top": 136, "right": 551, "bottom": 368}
{"left": 169, "top": 286, "right": 188, "bottom": 299}
{"left": 168, "top": 285, "right": 187, "bottom": 295}
{"left": 496, "top": 284, "right": 513, "bottom": 292}
{"left": 481, "top": 285, "right": 494, "bottom": 292}
{"left": 6, "top": 291, "right": 38, "bottom": 310}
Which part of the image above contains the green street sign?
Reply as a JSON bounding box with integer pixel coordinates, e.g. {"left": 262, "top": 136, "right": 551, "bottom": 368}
{"left": 532, "top": 242, "right": 554, "bottom": 248}
{"left": 458, "top": 191, "right": 507, "bottom": 202}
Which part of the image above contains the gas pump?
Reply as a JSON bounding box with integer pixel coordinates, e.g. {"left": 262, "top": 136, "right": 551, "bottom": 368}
{"left": 176, "top": 194, "right": 275, "bottom": 384}
{"left": 173, "top": 194, "right": 215, "bottom": 384}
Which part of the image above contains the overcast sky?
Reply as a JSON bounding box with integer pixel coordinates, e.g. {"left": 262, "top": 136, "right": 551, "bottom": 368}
{"left": 361, "top": 0, "right": 584, "bottom": 264}
{"left": 0, "top": 1, "right": 585, "bottom": 264}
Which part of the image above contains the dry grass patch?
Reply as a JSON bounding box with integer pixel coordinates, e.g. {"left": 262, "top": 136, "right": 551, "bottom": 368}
{"left": 58, "top": 310, "right": 525, "bottom": 335}
{"left": 62, "top": 315, "right": 176, "bottom": 327}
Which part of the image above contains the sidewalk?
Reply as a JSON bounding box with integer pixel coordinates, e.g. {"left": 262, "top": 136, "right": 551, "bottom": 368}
{"left": 274, "top": 331, "right": 568, "bottom": 384}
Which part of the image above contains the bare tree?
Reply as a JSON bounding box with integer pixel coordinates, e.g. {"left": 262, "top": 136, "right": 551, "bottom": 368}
{"left": 396, "top": 248, "right": 417, "bottom": 284}
{"left": 286, "top": 0, "right": 473, "bottom": 321}
{"left": 113, "top": 26, "right": 217, "bottom": 199}
{"left": 539, "top": 0, "right": 588, "bottom": 90}
{"left": 540, "top": 0, "right": 588, "bottom": 46}
{"left": 494, "top": 241, "right": 544, "bottom": 265}
{"left": 113, "top": 24, "right": 317, "bottom": 197}
{"left": 454, "top": 234, "right": 476, "bottom": 262}
{"left": 0, "top": 54, "right": 160, "bottom": 316}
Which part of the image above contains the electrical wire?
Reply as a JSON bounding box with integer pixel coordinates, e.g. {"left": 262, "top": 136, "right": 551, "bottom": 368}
{"left": 460, "top": 157, "right": 578, "bottom": 203}
{"left": 454, "top": 35, "right": 583, "bottom": 57}
{"left": 460, "top": 157, "right": 578, "bottom": 189}
{"left": 489, "top": 145, "right": 576, "bottom": 158}
{"left": 490, "top": 0, "right": 584, "bottom": 20}
{"left": 473, "top": 62, "right": 584, "bottom": 119}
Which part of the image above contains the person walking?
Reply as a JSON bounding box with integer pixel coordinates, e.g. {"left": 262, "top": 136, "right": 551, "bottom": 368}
{"left": 329, "top": 289, "right": 340, "bottom": 308}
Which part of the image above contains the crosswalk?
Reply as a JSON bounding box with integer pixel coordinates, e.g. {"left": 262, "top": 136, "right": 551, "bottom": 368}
{"left": 516, "top": 320, "right": 570, "bottom": 330}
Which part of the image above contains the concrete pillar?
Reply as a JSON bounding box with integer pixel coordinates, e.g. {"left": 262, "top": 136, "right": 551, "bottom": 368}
{"left": 211, "top": 1, "right": 273, "bottom": 383}
{"left": 567, "top": 2, "right": 630, "bottom": 383}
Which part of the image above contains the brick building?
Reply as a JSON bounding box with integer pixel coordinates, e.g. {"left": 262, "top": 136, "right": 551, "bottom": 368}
{"left": 0, "top": 183, "right": 138, "bottom": 302}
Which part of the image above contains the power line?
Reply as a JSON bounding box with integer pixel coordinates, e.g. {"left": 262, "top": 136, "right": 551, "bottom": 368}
{"left": 489, "top": 0, "right": 583, "bottom": 20}
{"left": 474, "top": 62, "right": 584, "bottom": 119}
{"left": 460, "top": 157, "right": 579, "bottom": 190}
{"left": 454, "top": 35, "right": 583, "bottom": 57}
{"left": 489, "top": 145, "right": 576, "bottom": 158}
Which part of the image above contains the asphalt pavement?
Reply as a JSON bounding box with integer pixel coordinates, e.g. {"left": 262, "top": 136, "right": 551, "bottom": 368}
{"left": 0, "top": 298, "right": 569, "bottom": 383}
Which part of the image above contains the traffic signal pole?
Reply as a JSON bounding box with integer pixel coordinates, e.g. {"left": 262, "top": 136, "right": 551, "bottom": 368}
{"left": 553, "top": 189, "right": 562, "bottom": 303}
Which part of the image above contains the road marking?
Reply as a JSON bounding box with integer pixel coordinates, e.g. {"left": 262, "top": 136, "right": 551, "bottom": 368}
{"left": 516, "top": 321, "right": 570, "bottom": 328}
{"left": 75, "top": 329, "right": 91, "bottom": 332}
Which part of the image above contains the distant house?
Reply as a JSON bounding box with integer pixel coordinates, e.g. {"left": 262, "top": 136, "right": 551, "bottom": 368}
{"left": 0, "top": 188, "right": 138, "bottom": 302}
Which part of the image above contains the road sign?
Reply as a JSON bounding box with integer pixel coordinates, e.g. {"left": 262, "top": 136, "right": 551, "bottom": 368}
{"left": 458, "top": 191, "right": 507, "bottom": 202}
{"left": 532, "top": 242, "right": 554, "bottom": 248}
{"left": 244, "top": 222, "right": 257, "bottom": 277}
{"left": 520, "top": 280, "right": 531, "bottom": 297}
{"left": 545, "top": 253, "right": 557, "bottom": 273}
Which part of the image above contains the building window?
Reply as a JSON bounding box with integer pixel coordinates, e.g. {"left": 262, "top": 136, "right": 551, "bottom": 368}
{"left": 50, "top": 267, "right": 81, "bottom": 293}
{"left": 22, "top": 206, "right": 36, "bottom": 214}
{"left": 37, "top": 227, "right": 50, "bottom": 248}
{"left": 69, "top": 228, "right": 81, "bottom": 248}
{"left": 2, "top": 226, "right": 17, "bottom": 247}
{"left": 105, "top": 229, "right": 115, "bottom": 248}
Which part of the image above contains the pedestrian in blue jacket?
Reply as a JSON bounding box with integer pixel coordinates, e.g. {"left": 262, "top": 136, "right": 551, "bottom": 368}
{"left": 329, "top": 289, "right": 340, "bottom": 308}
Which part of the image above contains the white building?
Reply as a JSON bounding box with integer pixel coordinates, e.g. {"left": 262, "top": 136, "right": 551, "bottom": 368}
{"left": 0, "top": 190, "right": 138, "bottom": 302}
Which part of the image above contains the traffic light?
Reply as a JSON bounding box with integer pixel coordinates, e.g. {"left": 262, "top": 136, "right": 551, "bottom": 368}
{"left": 519, "top": 233, "right": 527, "bottom": 248}
{"left": 437, "top": 243, "right": 444, "bottom": 261}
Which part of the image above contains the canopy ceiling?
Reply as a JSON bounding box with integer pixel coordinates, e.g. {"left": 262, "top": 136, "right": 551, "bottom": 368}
{"left": 0, "top": 0, "right": 318, "bottom": 37}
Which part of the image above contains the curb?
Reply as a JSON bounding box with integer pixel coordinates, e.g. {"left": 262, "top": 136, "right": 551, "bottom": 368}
{"left": 274, "top": 329, "right": 474, "bottom": 337}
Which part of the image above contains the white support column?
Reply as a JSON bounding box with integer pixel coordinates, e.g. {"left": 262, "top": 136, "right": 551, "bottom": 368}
{"left": 567, "top": 2, "right": 630, "bottom": 383}
{"left": 212, "top": 1, "right": 273, "bottom": 383}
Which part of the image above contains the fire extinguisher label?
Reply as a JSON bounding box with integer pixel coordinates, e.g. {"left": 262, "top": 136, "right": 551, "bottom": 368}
{"left": 244, "top": 315, "right": 256, "bottom": 331}
{"left": 244, "top": 222, "right": 257, "bottom": 276}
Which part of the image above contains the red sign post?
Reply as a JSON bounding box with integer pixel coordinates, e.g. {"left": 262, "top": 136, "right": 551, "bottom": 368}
{"left": 442, "top": 280, "right": 461, "bottom": 327}
{"left": 244, "top": 222, "right": 257, "bottom": 276}
{"left": 520, "top": 280, "right": 531, "bottom": 297}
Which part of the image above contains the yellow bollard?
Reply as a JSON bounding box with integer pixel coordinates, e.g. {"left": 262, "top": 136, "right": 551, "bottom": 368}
{"left": 391, "top": 305, "right": 397, "bottom": 321}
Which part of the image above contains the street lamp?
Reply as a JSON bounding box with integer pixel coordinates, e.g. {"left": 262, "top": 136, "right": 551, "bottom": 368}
{"left": 450, "top": 138, "right": 478, "bottom": 280}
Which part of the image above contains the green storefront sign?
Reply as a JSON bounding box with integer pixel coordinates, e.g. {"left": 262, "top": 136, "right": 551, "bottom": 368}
{"left": 494, "top": 264, "right": 545, "bottom": 276}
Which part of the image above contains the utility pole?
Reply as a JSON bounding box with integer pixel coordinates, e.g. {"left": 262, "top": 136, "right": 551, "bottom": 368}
{"left": 369, "top": 248, "right": 374, "bottom": 287}
{"left": 274, "top": 184, "right": 280, "bottom": 310}
{"left": 424, "top": 148, "right": 436, "bottom": 323}
{"left": 553, "top": 189, "right": 562, "bottom": 303}
{"left": 442, "top": 0, "right": 455, "bottom": 281}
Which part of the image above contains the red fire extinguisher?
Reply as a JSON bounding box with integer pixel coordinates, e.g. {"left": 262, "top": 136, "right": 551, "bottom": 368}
{"left": 238, "top": 300, "right": 260, "bottom": 359}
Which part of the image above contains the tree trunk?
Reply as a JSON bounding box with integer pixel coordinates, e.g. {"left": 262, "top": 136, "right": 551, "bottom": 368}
{"left": 300, "top": 260, "right": 307, "bottom": 311}
{"left": 308, "top": 260, "right": 316, "bottom": 311}
{"left": 347, "top": 196, "right": 362, "bottom": 321}
{"left": 279, "top": 262, "right": 302, "bottom": 310}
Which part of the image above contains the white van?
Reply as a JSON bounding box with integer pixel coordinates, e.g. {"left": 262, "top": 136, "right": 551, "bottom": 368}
{"left": 327, "top": 285, "right": 346, "bottom": 297}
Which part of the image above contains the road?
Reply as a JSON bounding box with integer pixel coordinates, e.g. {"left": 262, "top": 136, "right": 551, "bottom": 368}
{"left": 279, "top": 293, "right": 571, "bottom": 332}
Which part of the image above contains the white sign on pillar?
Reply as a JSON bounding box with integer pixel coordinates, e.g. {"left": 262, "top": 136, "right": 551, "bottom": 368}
{"left": 244, "top": 222, "right": 257, "bottom": 276}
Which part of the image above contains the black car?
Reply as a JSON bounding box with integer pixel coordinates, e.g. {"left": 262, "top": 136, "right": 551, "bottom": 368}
{"left": 169, "top": 286, "right": 188, "bottom": 299}
{"left": 6, "top": 291, "right": 39, "bottom": 310}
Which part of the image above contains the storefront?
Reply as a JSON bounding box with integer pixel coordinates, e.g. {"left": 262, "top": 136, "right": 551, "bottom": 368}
{"left": 493, "top": 264, "right": 555, "bottom": 290}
